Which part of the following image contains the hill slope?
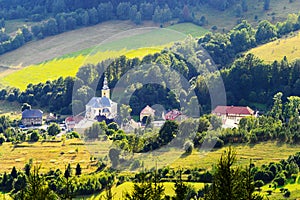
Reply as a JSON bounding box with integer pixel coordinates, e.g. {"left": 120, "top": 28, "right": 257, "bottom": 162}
{"left": 248, "top": 32, "right": 300, "bottom": 63}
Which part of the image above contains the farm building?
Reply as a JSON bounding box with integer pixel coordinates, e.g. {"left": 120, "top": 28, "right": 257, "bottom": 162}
{"left": 164, "top": 110, "right": 188, "bottom": 122}
{"left": 212, "top": 105, "right": 255, "bottom": 128}
{"left": 140, "top": 105, "right": 155, "bottom": 122}
{"left": 22, "top": 109, "right": 43, "bottom": 126}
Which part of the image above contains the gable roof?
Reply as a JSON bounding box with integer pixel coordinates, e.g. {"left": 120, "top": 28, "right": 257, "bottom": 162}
{"left": 86, "top": 97, "right": 112, "bottom": 108}
{"left": 140, "top": 105, "right": 155, "bottom": 114}
{"left": 165, "top": 110, "right": 182, "bottom": 120}
{"left": 212, "top": 106, "right": 254, "bottom": 115}
{"left": 22, "top": 109, "right": 43, "bottom": 118}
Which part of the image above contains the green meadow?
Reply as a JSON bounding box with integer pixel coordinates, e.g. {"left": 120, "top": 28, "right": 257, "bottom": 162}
{"left": 0, "top": 23, "right": 208, "bottom": 90}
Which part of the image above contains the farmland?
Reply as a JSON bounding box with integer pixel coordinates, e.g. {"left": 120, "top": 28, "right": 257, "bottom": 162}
{"left": 0, "top": 22, "right": 208, "bottom": 90}
{"left": 248, "top": 31, "right": 300, "bottom": 63}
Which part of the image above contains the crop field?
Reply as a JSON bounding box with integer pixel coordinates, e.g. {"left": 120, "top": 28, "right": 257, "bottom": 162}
{"left": 0, "top": 23, "right": 208, "bottom": 90}
{"left": 0, "top": 139, "right": 113, "bottom": 174}
{"left": 248, "top": 31, "right": 300, "bottom": 63}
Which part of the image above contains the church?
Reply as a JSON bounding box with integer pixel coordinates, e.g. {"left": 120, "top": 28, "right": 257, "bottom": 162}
{"left": 85, "top": 76, "right": 118, "bottom": 120}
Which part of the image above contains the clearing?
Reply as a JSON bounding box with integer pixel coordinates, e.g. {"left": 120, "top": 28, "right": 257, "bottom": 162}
{"left": 248, "top": 31, "right": 300, "bottom": 63}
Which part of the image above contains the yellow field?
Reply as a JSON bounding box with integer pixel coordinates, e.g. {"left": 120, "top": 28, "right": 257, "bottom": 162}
{"left": 248, "top": 32, "right": 300, "bottom": 63}
{"left": 0, "top": 47, "right": 164, "bottom": 90}
{"left": 0, "top": 139, "right": 112, "bottom": 174}
{"left": 86, "top": 182, "right": 205, "bottom": 200}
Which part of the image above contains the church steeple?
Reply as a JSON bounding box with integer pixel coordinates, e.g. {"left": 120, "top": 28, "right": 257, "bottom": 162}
{"left": 102, "top": 75, "right": 110, "bottom": 98}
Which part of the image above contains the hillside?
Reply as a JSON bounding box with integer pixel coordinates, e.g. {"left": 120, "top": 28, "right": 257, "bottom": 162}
{"left": 0, "top": 23, "right": 208, "bottom": 90}
{"left": 248, "top": 31, "right": 300, "bottom": 63}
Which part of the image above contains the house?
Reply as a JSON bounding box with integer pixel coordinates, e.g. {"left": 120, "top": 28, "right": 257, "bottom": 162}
{"left": 212, "top": 106, "right": 255, "bottom": 127}
{"left": 22, "top": 109, "right": 43, "bottom": 126}
{"left": 140, "top": 105, "right": 155, "bottom": 122}
{"left": 165, "top": 110, "right": 188, "bottom": 122}
{"left": 85, "top": 76, "right": 118, "bottom": 120}
{"left": 46, "top": 113, "right": 57, "bottom": 123}
{"left": 65, "top": 116, "right": 84, "bottom": 131}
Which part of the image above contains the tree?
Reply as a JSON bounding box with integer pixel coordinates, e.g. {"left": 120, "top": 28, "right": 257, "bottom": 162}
{"left": 198, "top": 116, "right": 210, "bottom": 133}
{"left": 183, "top": 140, "right": 194, "bottom": 154}
{"left": 0, "top": 134, "right": 6, "bottom": 145}
{"left": 264, "top": 0, "right": 270, "bottom": 10}
{"left": 242, "top": 0, "right": 248, "bottom": 12}
{"left": 109, "top": 148, "right": 120, "bottom": 168}
{"left": 120, "top": 104, "right": 132, "bottom": 125}
{"left": 11, "top": 166, "right": 18, "bottom": 179}
{"left": 64, "top": 163, "right": 72, "bottom": 179}
{"left": 205, "top": 147, "right": 264, "bottom": 200}
{"left": 255, "top": 20, "right": 277, "bottom": 44}
{"left": 47, "top": 123, "right": 61, "bottom": 136}
{"left": 158, "top": 120, "right": 179, "bottom": 145}
{"left": 270, "top": 92, "right": 283, "bottom": 121}
{"left": 75, "top": 163, "right": 82, "bottom": 176}
{"left": 24, "top": 165, "right": 58, "bottom": 199}
{"left": 30, "top": 130, "right": 40, "bottom": 142}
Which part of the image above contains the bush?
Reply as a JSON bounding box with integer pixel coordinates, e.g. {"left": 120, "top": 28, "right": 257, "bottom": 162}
{"left": 254, "top": 180, "right": 264, "bottom": 188}
{"left": 130, "top": 159, "right": 141, "bottom": 170}
{"left": 183, "top": 140, "right": 194, "bottom": 154}
{"left": 30, "top": 131, "right": 40, "bottom": 142}
{"left": 284, "top": 190, "right": 291, "bottom": 197}
{"left": 274, "top": 175, "right": 286, "bottom": 186}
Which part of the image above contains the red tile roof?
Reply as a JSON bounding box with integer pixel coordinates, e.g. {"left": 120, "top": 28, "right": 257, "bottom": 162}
{"left": 165, "top": 110, "right": 182, "bottom": 120}
{"left": 212, "top": 106, "right": 254, "bottom": 115}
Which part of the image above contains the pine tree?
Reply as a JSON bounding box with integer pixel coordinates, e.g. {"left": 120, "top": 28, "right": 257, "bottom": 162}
{"left": 75, "top": 163, "right": 82, "bottom": 176}
{"left": 11, "top": 166, "right": 18, "bottom": 179}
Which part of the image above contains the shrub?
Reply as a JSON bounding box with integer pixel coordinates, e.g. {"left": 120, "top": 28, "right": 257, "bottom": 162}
{"left": 183, "top": 140, "right": 194, "bottom": 154}
{"left": 130, "top": 159, "right": 141, "bottom": 170}
{"left": 284, "top": 190, "right": 291, "bottom": 197}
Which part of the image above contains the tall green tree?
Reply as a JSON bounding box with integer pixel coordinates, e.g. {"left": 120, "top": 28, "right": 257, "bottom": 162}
{"left": 270, "top": 92, "right": 283, "bottom": 121}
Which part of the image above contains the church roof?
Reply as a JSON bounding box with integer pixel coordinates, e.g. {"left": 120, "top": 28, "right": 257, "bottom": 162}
{"left": 86, "top": 97, "right": 112, "bottom": 108}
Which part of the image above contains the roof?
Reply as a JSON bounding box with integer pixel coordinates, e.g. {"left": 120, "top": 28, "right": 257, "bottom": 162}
{"left": 140, "top": 105, "right": 155, "bottom": 114}
{"left": 22, "top": 109, "right": 43, "bottom": 118}
{"left": 212, "top": 106, "right": 254, "bottom": 115}
{"left": 65, "top": 116, "right": 84, "bottom": 124}
{"left": 86, "top": 97, "right": 112, "bottom": 108}
{"left": 165, "top": 110, "right": 182, "bottom": 120}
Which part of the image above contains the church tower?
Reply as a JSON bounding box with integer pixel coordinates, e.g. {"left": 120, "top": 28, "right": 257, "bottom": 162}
{"left": 101, "top": 76, "right": 110, "bottom": 99}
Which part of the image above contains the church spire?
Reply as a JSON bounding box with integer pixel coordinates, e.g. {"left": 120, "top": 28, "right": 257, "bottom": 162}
{"left": 102, "top": 75, "right": 110, "bottom": 98}
{"left": 103, "top": 76, "right": 109, "bottom": 90}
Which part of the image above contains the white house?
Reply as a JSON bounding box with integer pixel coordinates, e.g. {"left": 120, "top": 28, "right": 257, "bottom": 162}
{"left": 212, "top": 105, "right": 255, "bottom": 128}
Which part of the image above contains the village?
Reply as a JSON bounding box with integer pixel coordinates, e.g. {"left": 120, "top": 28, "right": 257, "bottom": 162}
{"left": 20, "top": 76, "right": 257, "bottom": 134}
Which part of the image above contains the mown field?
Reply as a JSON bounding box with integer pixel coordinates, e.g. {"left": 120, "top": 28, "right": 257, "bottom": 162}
{"left": 124, "top": 142, "right": 300, "bottom": 172}
{"left": 0, "top": 139, "right": 113, "bottom": 174}
{"left": 0, "top": 23, "right": 208, "bottom": 90}
{"left": 248, "top": 31, "right": 300, "bottom": 63}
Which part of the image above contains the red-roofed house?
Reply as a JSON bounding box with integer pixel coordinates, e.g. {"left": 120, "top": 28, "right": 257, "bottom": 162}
{"left": 65, "top": 116, "right": 84, "bottom": 130}
{"left": 140, "top": 105, "right": 155, "bottom": 121}
{"left": 165, "top": 110, "right": 188, "bottom": 122}
{"left": 212, "top": 106, "right": 255, "bottom": 126}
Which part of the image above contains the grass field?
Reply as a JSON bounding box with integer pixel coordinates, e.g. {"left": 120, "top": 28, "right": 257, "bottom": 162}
{"left": 123, "top": 142, "right": 300, "bottom": 172}
{"left": 248, "top": 32, "right": 300, "bottom": 63}
{"left": 0, "top": 23, "right": 208, "bottom": 90}
{"left": 196, "top": 0, "right": 300, "bottom": 32}
{"left": 0, "top": 139, "right": 113, "bottom": 174}
{"left": 84, "top": 181, "right": 205, "bottom": 200}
